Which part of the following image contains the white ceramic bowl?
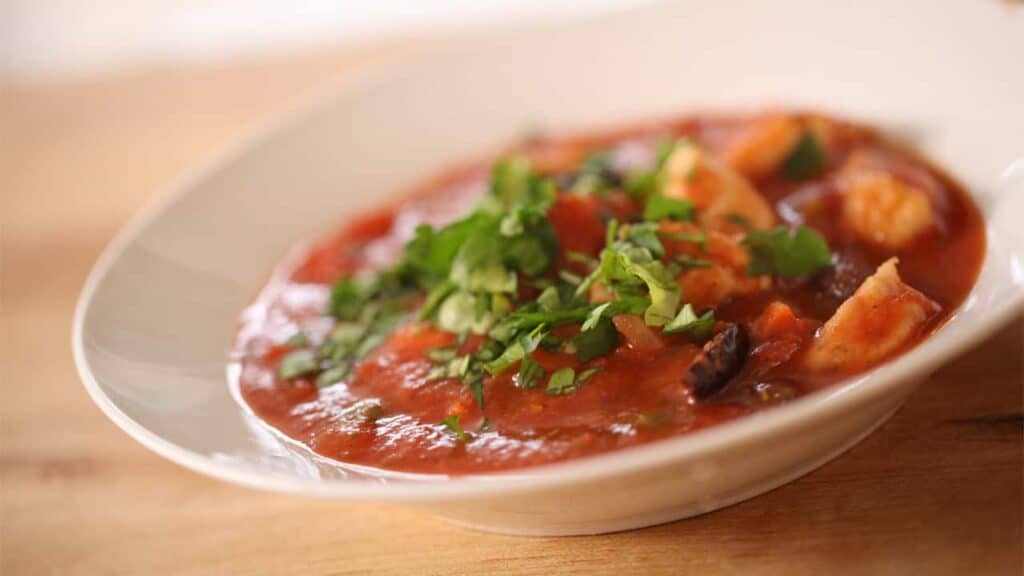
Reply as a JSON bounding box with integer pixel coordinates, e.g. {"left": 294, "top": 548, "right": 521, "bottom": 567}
{"left": 73, "top": 0, "right": 1024, "bottom": 535}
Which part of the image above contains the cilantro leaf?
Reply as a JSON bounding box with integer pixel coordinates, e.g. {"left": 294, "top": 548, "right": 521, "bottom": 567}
{"left": 644, "top": 194, "right": 694, "bottom": 222}
{"left": 661, "top": 230, "right": 707, "bottom": 252}
{"left": 663, "top": 304, "right": 715, "bottom": 339}
{"left": 315, "top": 364, "right": 350, "bottom": 388}
{"left": 743, "top": 226, "right": 833, "bottom": 277}
{"left": 278, "top": 349, "right": 319, "bottom": 380}
{"left": 501, "top": 207, "right": 559, "bottom": 277}
{"left": 545, "top": 367, "right": 577, "bottom": 396}
{"left": 284, "top": 331, "right": 310, "bottom": 348}
{"left": 402, "top": 213, "right": 492, "bottom": 288}
{"left": 515, "top": 355, "right": 545, "bottom": 389}
{"left": 573, "top": 317, "right": 620, "bottom": 362}
{"left": 581, "top": 302, "right": 613, "bottom": 331}
{"left": 672, "top": 254, "right": 713, "bottom": 270}
{"left": 544, "top": 366, "right": 601, "bottom": 396}
{"left": 617, "top": 253, "right": 681, "bottom": 326}
{"left": 482, "top": 325, "right": 547, "bottom": 376}
{"left": 781, "top": 133, "right": 827, "bottom": 179}
{"left": 622, "top": 223, "right": 666, "bottom": 259}
{"left": 328, "top": 276, "right": 378, "bottom": 320}
{"left": 449, "top": 217, "right": 516, "bottom": 293}
{"left": 569, "top": 150, "right": 621, "bottom": 196}
{"left": 624, "top": 169, "right": 658, "bottom": 199}
{"left": 439, "top": 415, "right": 470, "bottom": 441}
{"left": 437, "top": 291, "right": 499, "bottom": 334}
{"left": 537, "top": 285, "right": 563, "bottom": 311}
{"left": 488, "top": 156, "right": 556, "bottom": 212}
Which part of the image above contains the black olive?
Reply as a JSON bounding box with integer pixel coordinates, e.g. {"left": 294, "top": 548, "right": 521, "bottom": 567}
{"left": 813, "top": 250, "right": 873, "bottom": 304}
{"left": 684, "top": 323, "right": 750, "bottom": 400}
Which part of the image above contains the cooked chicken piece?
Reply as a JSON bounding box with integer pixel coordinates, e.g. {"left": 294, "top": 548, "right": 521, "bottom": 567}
{"left": 662, "top": 143, "right": 776, "bottom": 230}
{"left": 839, "top": 151, "right": 939, "bottom": 250}
{"left": 724, "top": 114, "right": 804, "bottom": 178}
{"left": 661, "top": 221, "right": 772, "bottom": 309}
{"left": 803, "top": 258, "right": 940, "bottom": 373}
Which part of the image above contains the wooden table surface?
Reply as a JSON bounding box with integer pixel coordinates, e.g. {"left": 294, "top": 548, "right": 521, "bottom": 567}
{"left": 2, "top": 45, "right": 1022, "bottom": 576}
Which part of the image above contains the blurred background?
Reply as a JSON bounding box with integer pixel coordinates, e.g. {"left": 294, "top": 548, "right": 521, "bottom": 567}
{"left": 1, "top": 0, "right": 645, "bottom": 83}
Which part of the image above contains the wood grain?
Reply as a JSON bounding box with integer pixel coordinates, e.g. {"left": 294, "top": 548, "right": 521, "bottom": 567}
{"left": 2, "top": 46, "right": 1021, "bottom": 576}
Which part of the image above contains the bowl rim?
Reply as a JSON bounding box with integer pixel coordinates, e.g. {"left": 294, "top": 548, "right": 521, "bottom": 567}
{"left": 71, "top": 39, "right": 1024, "bottom": 505}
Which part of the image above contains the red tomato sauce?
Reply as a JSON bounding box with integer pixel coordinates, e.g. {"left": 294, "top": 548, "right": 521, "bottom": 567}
{"left": 232, "top": 113, "right": 985, "bottom": 474}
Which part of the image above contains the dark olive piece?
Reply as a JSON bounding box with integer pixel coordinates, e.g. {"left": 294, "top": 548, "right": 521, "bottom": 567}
{"left": 685, "top": 323, "right": 750, "bottom": 399}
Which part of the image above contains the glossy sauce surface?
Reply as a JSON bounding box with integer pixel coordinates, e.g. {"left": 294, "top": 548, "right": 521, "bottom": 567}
{"left": 233, "top": 113, "right": 985, "bottom": 474}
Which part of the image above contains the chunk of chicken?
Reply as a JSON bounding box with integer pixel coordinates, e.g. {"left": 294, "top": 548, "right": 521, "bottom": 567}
{"left": 839, "top": 151, "right": 939, "bottom": 250}
{"left": 803, "top": 258, "right": 940, "bottom": 373}
{"left": 662, "top": 221, "right": 772, "bottom": 309}
{"left": 662, "top": 143, "right": 776, "bottom": 230}
{"left": 723, "top": 114, "right": 804, "bottom": 178}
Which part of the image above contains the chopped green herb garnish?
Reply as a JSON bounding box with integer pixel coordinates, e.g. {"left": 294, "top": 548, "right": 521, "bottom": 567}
{"left": 566, "top": 251, "right": 598, "bottom": 266}
{"left": 781, "top": 133, "right": 827, "bottom": 179}
{"left": 545, "top": 367, "right": 578, "bottom": 396}
{"left": 418, "top": 281, "right": 456, "bottom": 321}
{"left": 315, "top": 364, "right": 350, "bottom": 388}
{"left": 673, "top": 254, "right": 713, "bottom": 270}
{"left": 483, "top": 325, "right": 547, "bottom": 376}
{"left": 515, "top": 355, "right": 546, "bottom": 389}
{"left": 663, "top": 304, "right": 715, "bottom": 339}
{"left": 624, "top": 169, "right": 658, "bottom": 199}
{"left": 284, "top": 331, "right": 310, "bottom": 348}
{"left": 576, "top": 367, "right": 601, "bottom": 384}
{"left": 570, "top": 151, "right": 619, "bottom": 196}
{"left": 643, "top": 194, "right": 693, "bottom": 222}
{"left": 558, "top": 269, "right": 583, "bottom": 286}
{"left": 581, "top": 301, "right": 613, "bottom": 332}
{"left": 439, "top": 415, "right": 470, "bottom": 441}
{"left": 661, "top": 230, "right": 707, "bottom": 252}
{"left": 278, "top": 349, "right": 319, "bottom": 380}
{"left": 622, "top": 223, "right": 666, "bottom": 259}
{"left": 573, "top": 318, "right": 619, "bottom": 362}
{"left": 537, "top": 285, "right": 562, "bottom": 311}
{"left": 743, "top": 226, "right": 833, "bottom": 277}
{"left": 329, "top": 276, "right": 377, "bottom": 320}
{"left": 545, "top": 366, "right": 601, "bottom": 396}
{"left": 426, "top": 347, "right": 458, "bottom": 363}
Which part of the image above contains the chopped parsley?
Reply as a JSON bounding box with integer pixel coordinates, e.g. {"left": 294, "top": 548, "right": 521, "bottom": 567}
{"left": 663, "top": 304, "right": 715, "bottom": 339}
{"left": 278, "top": 349, "right": 318, "bottom": 380}
{"left": 284, "top": 331, "right": 310, "bottom": 348}
{"left": 573, "top": 317, "right": 619, "bottom": 362}
{"left": 545, "top": 366, "right": 601, "bottom": 396}
{"left": 643, "top": 194, "right": 693, "bottom": 222}
{"left": 781, "top": 133, "right": 827, "bottom": 179}
{"left": 672, "top": 254, "right": 713, "bottom": 270}
{"left": 744, "top": 226, "right": 833, "bottom": 277}
{"left": 545, "top": 367, "right": 577, "bottom": 395}
{"left": 439, "top": 414, "right": 470, "bottom": 441}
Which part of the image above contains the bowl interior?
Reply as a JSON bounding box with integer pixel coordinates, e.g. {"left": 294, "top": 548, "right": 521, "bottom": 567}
{"left": 74, "top": 0, "right": 1024, "bottom": 498}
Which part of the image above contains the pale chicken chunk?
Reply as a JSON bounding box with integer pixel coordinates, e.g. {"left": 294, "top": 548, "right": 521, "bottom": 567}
{"left": 662, "top": 143, "right": 776, "bottom": 230}
{"left": 803, "top": 258, "right": 940, "bottom": 373}
{"left": 840, "top": 152, "right": 938, "bottom": 250}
